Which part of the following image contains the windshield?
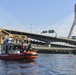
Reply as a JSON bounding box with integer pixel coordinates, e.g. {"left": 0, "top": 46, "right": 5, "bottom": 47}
{"left": 13, "top": 45, "right": 21, "bottom": 50}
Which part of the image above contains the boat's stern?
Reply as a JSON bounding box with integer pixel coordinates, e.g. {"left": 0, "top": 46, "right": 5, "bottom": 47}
{"left": 23, "top": 51, "right": 38, "bottom": 59}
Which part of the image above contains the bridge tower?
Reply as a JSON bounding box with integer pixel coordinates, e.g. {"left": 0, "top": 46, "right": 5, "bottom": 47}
{"left": 68, "top": 4, "right": 76, "bottom": 38}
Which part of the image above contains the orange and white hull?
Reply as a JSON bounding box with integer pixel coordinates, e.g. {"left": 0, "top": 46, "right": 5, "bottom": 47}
{"left": 0, "top": 51, "right": 38, "bottom": 60}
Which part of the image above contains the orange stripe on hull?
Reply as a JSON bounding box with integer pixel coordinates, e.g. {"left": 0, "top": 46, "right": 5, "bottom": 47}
{"left": 0, "top": 52, "right": 38, "bottom": 60}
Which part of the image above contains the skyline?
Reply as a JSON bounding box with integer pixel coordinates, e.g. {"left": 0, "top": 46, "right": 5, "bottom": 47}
{"left": 0, "top": 0, "right": 76, "bottom": 37}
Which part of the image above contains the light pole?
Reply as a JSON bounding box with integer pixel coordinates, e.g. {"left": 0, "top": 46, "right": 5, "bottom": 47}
{"left": 30, "top": 23, "right": 33, "bottom": 33}
{"left": 54, "top": 31, "right": 57, "bottom": 37}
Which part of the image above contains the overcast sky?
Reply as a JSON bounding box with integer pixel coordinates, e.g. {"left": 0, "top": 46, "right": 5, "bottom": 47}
{"left": 0, "top": 0, "right": 76, "bottom": 37}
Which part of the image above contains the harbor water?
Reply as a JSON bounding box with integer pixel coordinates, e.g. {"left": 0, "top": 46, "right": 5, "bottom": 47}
{"left": 0, "top": 53, "right": 76, "bottom": 75}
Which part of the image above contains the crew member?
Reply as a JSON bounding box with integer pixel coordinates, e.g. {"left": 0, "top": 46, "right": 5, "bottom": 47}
{"left": 20, "top": 42, "right": 25, "bottom": 53}
{"left": 26, "top": 42, "right": 31, "bottom": 52}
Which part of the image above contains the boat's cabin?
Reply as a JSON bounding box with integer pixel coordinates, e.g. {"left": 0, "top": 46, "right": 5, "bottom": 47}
{"left": 1, "top": 43, "right": 28, "bottom": 54}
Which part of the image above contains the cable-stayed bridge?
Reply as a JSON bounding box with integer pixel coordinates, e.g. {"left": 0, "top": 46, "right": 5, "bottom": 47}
{"left": 0, "top": 4, "right": 76, "bottom": 48}
{"left": 0, "top": 5, "right": 74, "bottom": 37}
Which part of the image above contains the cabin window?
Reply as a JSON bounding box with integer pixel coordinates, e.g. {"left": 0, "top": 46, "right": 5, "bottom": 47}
{"left": 9, "top": 46, "right": 12, "bottom": 50}
{"left": 13, "top": 45, "right": 20, "bottom": 50}
{"left": 3, "top": 47, "right": 5, "bottom": 51}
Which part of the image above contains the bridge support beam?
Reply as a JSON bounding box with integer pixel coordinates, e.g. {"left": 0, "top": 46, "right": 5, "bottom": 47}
{"left": 0, "top": 28, "right": 28, "bottom": 44}
{"left": 45, "top": 41, "right": 51, "bottom": 47}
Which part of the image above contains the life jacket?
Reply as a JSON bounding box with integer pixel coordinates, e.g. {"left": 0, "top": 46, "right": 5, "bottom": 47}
{"left": 21, "top": 45, "right": 25, "bottom": 49}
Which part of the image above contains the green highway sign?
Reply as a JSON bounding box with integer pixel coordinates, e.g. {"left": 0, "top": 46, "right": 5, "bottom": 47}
{"left": 48, "top": 30, "right": 54, "bottom": 33}
{"left": 42, "top": 30, "right": 47, "bottom": 33}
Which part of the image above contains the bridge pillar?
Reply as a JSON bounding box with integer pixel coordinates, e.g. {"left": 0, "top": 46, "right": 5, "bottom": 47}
{"left": 45, "top": 41, "right": 51, "bottom": 47}
{"left": 74, "top": 4, "right": 76, "bottom": 22}
{"left": 68, "top": 4, "right": 76, "bottom": 38}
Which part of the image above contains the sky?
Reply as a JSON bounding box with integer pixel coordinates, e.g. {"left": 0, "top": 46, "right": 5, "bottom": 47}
{"left": 0, "top": 0, "right": 76, "bottom": 37}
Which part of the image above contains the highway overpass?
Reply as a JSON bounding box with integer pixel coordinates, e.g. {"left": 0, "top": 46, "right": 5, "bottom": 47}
{"left": 4, "top": 29, "right": 76, "bottom": 45}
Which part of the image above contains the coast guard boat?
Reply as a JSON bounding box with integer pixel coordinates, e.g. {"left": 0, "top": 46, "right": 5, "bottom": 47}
{"left": 0, "top": 38, "right": 38, "bottom": 60}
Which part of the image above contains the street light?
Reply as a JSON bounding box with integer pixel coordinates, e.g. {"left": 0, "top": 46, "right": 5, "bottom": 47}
{"left": 54, "top": 31, "right": 57, "bottom": 38}
{"left": 30, "top": 23, "right": 33, "bottom": 33}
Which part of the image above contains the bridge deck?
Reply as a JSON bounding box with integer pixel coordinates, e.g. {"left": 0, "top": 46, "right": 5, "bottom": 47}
{"left": 32, "top": 47, "right": 76, "bottom": 54}
{"left": 4, "top": 29, "right": 76, "bottom": 45}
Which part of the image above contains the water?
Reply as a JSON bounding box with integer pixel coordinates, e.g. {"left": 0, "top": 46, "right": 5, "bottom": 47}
{"left": 0, "top": 54, "right": 76, "bottom": 75}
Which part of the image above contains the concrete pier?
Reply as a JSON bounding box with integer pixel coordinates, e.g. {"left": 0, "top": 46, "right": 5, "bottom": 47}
{"left": 32, "top": 47, "right": 76, "bottom": 54}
